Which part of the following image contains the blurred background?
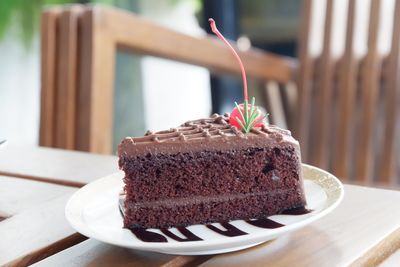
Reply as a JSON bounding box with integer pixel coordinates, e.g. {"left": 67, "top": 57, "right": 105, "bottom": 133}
{"left": 0, "top": 0, "right": 301, "bottom": 148}
{"left": 1, "top": 0, "right": 399, "bottom": 184}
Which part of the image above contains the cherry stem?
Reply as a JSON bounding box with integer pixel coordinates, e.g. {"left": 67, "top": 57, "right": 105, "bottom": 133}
{"left": 209, "top": 18, "right": 248, "bottom": 102}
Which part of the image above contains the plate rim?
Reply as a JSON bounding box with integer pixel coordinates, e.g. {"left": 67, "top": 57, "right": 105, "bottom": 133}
{"left": 65, "top": 163, "right": 344, "bottom": 250}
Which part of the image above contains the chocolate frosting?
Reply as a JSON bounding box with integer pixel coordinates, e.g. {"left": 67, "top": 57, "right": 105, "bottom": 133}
{"left": 118, "top": 113, "right": 299, "bottom": 157}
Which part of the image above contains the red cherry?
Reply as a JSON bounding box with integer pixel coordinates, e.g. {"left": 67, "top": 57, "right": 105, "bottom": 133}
{"left": 229, "top": 104, "right": 265, "bottom": 129}
{"left": 209, "top": 19, "right": 267, "bottom": 132}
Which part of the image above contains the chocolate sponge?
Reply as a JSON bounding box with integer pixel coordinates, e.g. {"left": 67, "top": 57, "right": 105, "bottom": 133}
{"left": 118, "top": 113, "right": 306, "bottom": 229}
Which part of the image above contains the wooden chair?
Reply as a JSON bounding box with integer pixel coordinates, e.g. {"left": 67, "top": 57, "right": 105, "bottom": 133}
{"left": 40, "top": 5, "right": 84, "bottom": 151}
{"left": 39, "top": 1, "right": 400, "bottom": 186}
{"left": 296, "top": 0, "right": 400, "bottom": 186}
{"left": 39, "top": 5, "right": 296, "bottom": 153}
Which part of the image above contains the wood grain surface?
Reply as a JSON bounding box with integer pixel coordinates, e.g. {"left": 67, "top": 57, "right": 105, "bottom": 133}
{"left": 0, "top": 176, "right": 73, "bottom": 216}
{"left": 55, "top": 6, "right": 83, "bottom": 150}
{"left": 379, "top": 0, "right": 400, "bottom": 185}
{"left": 31, "top": 240, "right": 211, "bottom": 267}
{"left": 30, "top": 185, "right": 400, "bottom": 267}
{"left": 293, "top": 0, "right": 400, "bottom": 186}
{"left": 295, "top": 0, "right": 313, "bottom": 161}
{"left": 39, "top": 8, "right": 61, "bottom": 148}
{"left": 355, "top": 0, "right": 382, "bottom": 183}
{"left": 0, "top": 145, "right": 117, "bottom": 187}
{"left": 199, "top": 185, "right": 400, "bottom": 267}
{"left": 0, "top": 177, "right": 82, "bottom": 266}
{"left": 2, "top": 146, "right": 400, "bottom": 266}
{"left": 100, "top": 6, "right": 296, "bottom": 83}
{"left": 311, "top": 0, "right": 334, "bottom": 169}
{"left": 75, "top": 8, "right": 116, "bottom": 154}
{"left": 332, "top": 0, "right": 357, "bottom": 181}
{"left": 379, "top": 249, "right": 400, "bottom": 267}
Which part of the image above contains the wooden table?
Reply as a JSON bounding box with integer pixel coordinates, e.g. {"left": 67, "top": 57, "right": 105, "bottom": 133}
{"left": 1, "top": 145, "right": 400, "bottom": 267}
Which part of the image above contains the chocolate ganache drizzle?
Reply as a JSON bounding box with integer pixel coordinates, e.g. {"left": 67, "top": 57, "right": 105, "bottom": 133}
{"left": 246, "top": 218, "right": 284, "bottom": 229}
{"left": 160, "top": 227, "right": 203, "bottom": 242}
{"left": 119, "top": 200, "right": 312, "bottom": 243}
{"left": 206, "top": 222, "right": 247, "bottom": 237}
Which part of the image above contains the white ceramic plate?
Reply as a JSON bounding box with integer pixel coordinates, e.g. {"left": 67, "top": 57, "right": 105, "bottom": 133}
{"left": 65, "top": 164, "right": 343, "bottom": 255}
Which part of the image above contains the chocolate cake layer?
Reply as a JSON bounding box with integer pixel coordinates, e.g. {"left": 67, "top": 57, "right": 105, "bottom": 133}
{"left": 121, "top": 146, "right": 302, "bottom": 202}
{"left": 118, "top": 113, "right": 306, "bottom": 229}
{"left": 124, "top": 188, "right": 303, "bottom": 228}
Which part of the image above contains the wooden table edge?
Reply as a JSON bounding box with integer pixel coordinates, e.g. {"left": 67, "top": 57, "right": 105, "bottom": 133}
{"left": 159, "top": 255, "right": 213, "bottom": 267}
{"left": 5, "top": 233, "right": 87, "bottom": 266}
{"left": 350, "top": 226, "right": 400, "bottom": 266}
{"left": 0, "top": 171, "right": 85, "bottom": 188}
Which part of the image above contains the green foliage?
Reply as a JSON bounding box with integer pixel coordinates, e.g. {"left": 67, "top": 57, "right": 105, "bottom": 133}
{"left": 0, "top": 0, "right": 77, "bottom": 48}
{"left": 0, "top": 0, "right": 202, "bottom": 49}
{"left": 0, "top": 0, "right": 117, "bottom": 49}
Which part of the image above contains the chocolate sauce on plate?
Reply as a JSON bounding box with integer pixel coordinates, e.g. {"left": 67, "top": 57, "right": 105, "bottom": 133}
{"left": 120, "top": 200, "right": 312, "bottom": 243}
{"left": 246, "top": 218, "right": 284, "bottom": 229}
{"left": 206, "top": 222, "right": 248, "bottom": 237}
{"left": 130, "top": 229, "right": 168, "bottom": 243}
{"left": 160, "top": 227, "right": 203, "bottom": 242}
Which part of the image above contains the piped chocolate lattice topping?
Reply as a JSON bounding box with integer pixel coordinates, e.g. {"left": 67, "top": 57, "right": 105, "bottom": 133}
{"left": 126, "top": 114, "right": 290, "bottom": 145}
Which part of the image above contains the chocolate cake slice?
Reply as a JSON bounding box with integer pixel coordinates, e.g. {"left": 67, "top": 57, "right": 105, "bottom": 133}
{"left": 118, "top": 113, "right": 306, "bottom": 229}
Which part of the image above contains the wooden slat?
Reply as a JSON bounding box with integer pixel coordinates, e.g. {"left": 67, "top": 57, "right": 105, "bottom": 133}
{"left": 280, "top": 81, "right": 298, "bottom": 132}
{"left": 295, "top": 0, "right": 313, "bottom": 162}
{"left": 94, "top": 6, "right": 297, "bottom": 83}
{"left": 264, "top": 81, "right": 288, "bottom": 129}
{"left": 0, "top": 178, "right": 83, "bottom": 266}
{"left": 31, "top": 239, "right": 211, "bottom": 267}
{"left": 76, "top": 8, "right": 116, "bottom": 154}
{"left": 0, "top": 175, "right": 73, "bottom": 216}
{"left": 161, "top": 255, "right": 213, "bottom": 267}
{"left": 380, "top": 249, "right": 400, "bottom": 267}
{"left": 39, "top": 8, "right": 61, "bottom": 147}
{"left": 379, "top": 0, "right": 400, "bottom": 184}
{"left": 199, "top": 185, "right": 400, "bottom": 267}
{"left": 311, "top": 0, "right": 334, "bottom": 169}
{"left": 355, "top": 0, "right": 382, "bottom": 183}
{"left": 55, "top": 6, "right": 83, "bottom": 150}
{"left": 351, "top": 228, "right": 400, "bottom": 267}
{"left": 0, "top": 146, "right": 118, "bottom": 187}
{"left": 332, "top": 0, "right": 357, "bottom": 181}
{"left": 0, "top": 196, "right": 85, "bottom": 266}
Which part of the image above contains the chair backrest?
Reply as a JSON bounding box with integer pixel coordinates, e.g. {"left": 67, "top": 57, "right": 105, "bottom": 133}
{"left": 40, "top": 2, "right": 400, "bottom": 186}
{"left": 39, "top": 5, "right": 297, "bottom": 154}
{"left": 40, "top": 5, "right": 84, "bottom": 151}
{"left": 296, "top": 0, "right": 400, "bottom": 185}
